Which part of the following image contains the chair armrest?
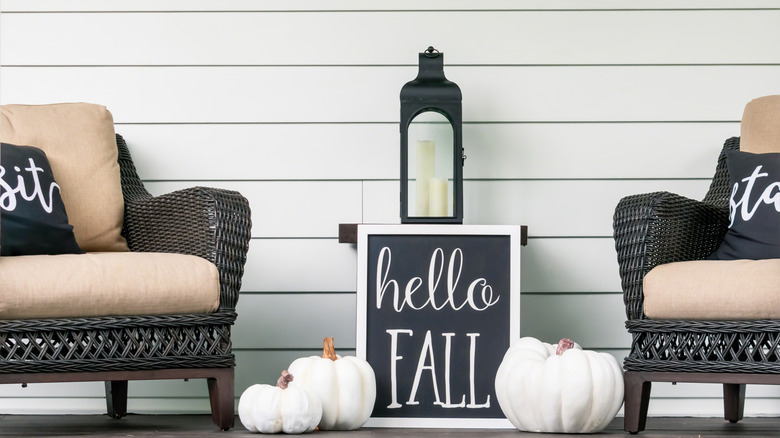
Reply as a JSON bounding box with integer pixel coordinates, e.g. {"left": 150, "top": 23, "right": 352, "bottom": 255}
{"left": 613, "top": 191, "right": 728, "bottom": 320}
{"left": 123, "top": 187, "right": 252, "bottom": 311}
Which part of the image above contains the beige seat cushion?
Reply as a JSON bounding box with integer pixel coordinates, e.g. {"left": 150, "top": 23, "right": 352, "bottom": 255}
{"left": 0, "top": 103, "right": 128, "bottom": 252}
{"left": 644, "top": 259, "right": 780, "bottom": 320}
{"left": 741, "top": 95, "right": 780, "bottom": 153}
{"left": 0, "top": 252, "right": 220, "bottom": 319}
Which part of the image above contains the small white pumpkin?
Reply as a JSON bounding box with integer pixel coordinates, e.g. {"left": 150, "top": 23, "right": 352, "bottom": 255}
{"left": 288, "top": 337, "right": 376, "bottom": 430}
{"left": 238, "top": 370, "right": 322, "bottom": 434}
{"left": 495, "top": 337, "right": 623, "bottom": 433}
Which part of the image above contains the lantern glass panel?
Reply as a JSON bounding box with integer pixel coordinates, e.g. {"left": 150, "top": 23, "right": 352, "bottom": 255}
{"left": 406, "top": 111, "right": 455, "bottom": 218}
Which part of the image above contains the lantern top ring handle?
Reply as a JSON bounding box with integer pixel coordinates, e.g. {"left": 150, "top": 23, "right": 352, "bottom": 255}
{"left": 424, "top": 46, "right": 440, "bottom": 57}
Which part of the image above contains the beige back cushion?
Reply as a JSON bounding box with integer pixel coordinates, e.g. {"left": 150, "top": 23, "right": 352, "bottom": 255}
{"left": 741, "top": 95, "right": 780, "bottom": 153}
{"left": 0, "top": 103, "right": 128, "bottom": 252}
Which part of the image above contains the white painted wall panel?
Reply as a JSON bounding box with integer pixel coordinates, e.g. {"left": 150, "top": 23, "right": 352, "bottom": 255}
{"left": 232, "top": 294, "right": 357, "bottom": 349}
{"left": 522, "top": 238, "right": 622, "bottom": 293}
{"left": 231, "top": 293, "right": 631, "bottom": 350}
{"left": 465, "top": 179, "right": 713, "bottom": 236}
{"left": 239, "top": 237, "right": 623, "bottom": 294}
{"left": 243, "top": 239, "right": 357, "bottom": 292}
{"left": 118, "top": 122, "right": 736, "bottom": 181}
{"left": 3, "top": 11, "right": 778, "bottom": 65}
{"left": 120, "top": 124, "right": 399, "bottom": 181}
{"left": 1, "top": 66, "right": 777, "bottom": 123}
{"left": 145, "top": 181, "right": 362, "bottom": 238}
{"left": 463, "top": 122, "right": 736, "bottom": 180}
{"left": 141, "top": 179, "right": 711, "bottom": 239}
{"left": 363, "top": 179, "right": 713, "bottom": 236}
{"left": 3, "top": 0, "right": 778, "bottom": 12}
{"left": 0, "top": 398, "right": 212, "bottom": 415}
{"left": 521, "top": 294, "right": 631, "bottom": 348}
{"left": 233, "top": 350, "right": 341, "bottom": 390}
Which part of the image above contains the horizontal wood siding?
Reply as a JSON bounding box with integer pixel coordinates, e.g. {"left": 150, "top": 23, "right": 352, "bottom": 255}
{"left": 2, "top": 10, "right": 778, "bottom": 66}
{"left": 0, "top": 1, "right": 777, "bottom": 418}
{"left": 107, "top": 122, "right": 737, "bottom": 180}
{"left": 0, "top": 66, "right": 775, "bottom": 122}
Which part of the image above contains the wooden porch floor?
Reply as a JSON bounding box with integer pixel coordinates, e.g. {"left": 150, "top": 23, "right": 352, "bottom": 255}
{"left": 1, "top": 415, "right": 780, "bottom": 437}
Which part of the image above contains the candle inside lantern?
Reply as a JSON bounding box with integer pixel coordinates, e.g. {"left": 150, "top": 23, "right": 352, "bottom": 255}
{"left": 415, "top": 140, "right": 435, "bottom": 216}
{"left": 429, "top": 176, "right": 448, "bottom": 217}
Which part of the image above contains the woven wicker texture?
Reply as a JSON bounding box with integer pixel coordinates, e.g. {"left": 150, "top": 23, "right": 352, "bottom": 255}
{"left": 625, "top": 319, "right": 780, "bottom": 373}
{"left": 0, "top": 135, "right": 252, "bottom": 374}
{"left": 612, "top": 137, "right": 780, "bottom": 373}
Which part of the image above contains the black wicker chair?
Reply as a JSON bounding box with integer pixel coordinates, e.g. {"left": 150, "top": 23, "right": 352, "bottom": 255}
{"left": 612, "top": 135, "right": 780, "bottom": 433}
{"left": 0, "top": 134, "right": 252, "bottom": 430}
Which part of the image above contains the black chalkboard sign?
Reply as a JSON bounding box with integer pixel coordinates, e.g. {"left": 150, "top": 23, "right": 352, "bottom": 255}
{"left": 357, "top": 225, "right": 520, "bottom": 428}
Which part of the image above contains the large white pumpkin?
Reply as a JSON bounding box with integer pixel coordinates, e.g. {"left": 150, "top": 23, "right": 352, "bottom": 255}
{"left": 495, "top": 337, "right": 623, "bottom": 433}
{"left": 238, "top": 371, "right": 322, "bottom": 434}
{"left": 288, "top": 337, "right": 376, "bottom": 430}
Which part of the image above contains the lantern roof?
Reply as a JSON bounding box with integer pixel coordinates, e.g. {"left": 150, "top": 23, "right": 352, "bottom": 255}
{"left": 400, "top": 47, "right": 462, "bottom": 104}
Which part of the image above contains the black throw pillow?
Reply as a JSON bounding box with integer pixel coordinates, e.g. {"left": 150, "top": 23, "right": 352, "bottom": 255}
{"left": 710, "top": 150, "right": 780, "bottom": 260}
{"left": 0, "top": 143, "right": 83, "bottom": 256}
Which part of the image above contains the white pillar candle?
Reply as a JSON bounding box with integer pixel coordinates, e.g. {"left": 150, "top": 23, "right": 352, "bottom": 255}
{"left": 429, "top": 176, "right": 448, "bottom": 217}
{"left": 415, "top": 140, "right": 435, "bottom": 216}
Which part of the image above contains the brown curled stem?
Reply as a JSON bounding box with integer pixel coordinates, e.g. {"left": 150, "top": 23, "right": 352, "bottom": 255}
{"left": 277, "top": 370, "right": 294, "bottom": 389}
{"left": 322, "top": 337, "right": 338, "bottom": 361}
{"left": 556, "top": 338, "right": 575, "bottom": 355}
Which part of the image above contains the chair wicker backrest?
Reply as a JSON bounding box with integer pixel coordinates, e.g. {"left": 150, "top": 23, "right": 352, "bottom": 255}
{"left": 116, "top": 135, "right": 152, "bottom": 203}
{"left": 702, "top": 137, "right": 740, "bottom": 208}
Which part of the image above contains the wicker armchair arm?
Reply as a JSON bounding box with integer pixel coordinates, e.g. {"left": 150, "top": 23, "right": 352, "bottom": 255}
{"left": 613, "top": 191, "right": 728, "bottom": 320}
{"left": 123, "top": 187, "right": 252, "bottom": 311}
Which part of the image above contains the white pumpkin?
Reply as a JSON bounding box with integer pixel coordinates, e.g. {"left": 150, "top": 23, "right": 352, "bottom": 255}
{"left": 495, "top": 337, "right": 623, "bottom": 433}
{"left": 288, "top": 337, "right": 376, "bottom": 430}
{"left": 238, "top": 370, "right": 322, "bottom": 434}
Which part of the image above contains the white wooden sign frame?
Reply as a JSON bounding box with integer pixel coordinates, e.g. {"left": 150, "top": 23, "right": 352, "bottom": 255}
{"left": 356, "top": 224, "right": 520, "bottom": 428}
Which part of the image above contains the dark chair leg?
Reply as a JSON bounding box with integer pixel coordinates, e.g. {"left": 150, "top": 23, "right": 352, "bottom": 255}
{"left": 723, "top": 383, "right": 746, "bottom": 423}
{"left": 208, "top": 368, "right": 235, "bottom": 431}
{"left": 624, "top": 372, "right": 652, "bottom": 434}
{"left": 105, "top": 380, "right": 128, "bottom": 419}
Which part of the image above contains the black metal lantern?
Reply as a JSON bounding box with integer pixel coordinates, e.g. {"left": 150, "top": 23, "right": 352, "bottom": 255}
{"left": 400, "top": 46, "right": 464, "bottom": 224}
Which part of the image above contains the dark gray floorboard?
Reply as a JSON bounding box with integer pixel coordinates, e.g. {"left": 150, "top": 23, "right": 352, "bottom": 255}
{"left": 1, "top": 415, "right": 780, "bottom": 437}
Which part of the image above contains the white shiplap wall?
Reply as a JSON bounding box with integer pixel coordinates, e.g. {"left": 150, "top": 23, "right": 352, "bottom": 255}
{"left": 1, "top": 0, "right": 779, "bottom": 418}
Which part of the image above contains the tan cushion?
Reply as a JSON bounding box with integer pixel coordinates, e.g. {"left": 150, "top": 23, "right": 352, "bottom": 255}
{"left": 644, "top": 259, "right": 780, "bottom": 320}
{"left": 741, "top": 95, "right": 780, "bottom": 153}
{"left": 0, "top": 103, "right": 128, "bottom": 252}
{"left": 0, "top": 252, "right": 220, "bottom": 319}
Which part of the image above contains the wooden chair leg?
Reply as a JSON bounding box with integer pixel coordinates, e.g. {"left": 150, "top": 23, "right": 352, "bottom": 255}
{"left": 723, "top": 383, "right": 746, "bottom": 423}
{"left": 624, "top": 372, "right": 652, "bottom": 434}
{"left": 207, "top": 368, "right": 235, "bottom": 431}
{"left": 105, "top": 380, "right": 128, "bottom": 419}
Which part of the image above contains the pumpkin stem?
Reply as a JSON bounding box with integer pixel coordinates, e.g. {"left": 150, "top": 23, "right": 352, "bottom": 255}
{"left": 322, "top": 337, "right": 338, "bottom": 361}
{"left": 276, "top": 370, "right": 293, "bottom": 389}
{"left": 556, "top": 338, "right": 575, "bottom": 355}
